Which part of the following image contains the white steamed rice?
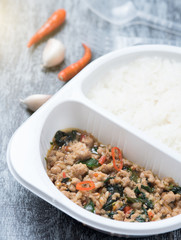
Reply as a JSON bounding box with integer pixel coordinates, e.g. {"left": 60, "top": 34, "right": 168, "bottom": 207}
{"left": 88, "top": 57, "right": 181, "bottom": 154}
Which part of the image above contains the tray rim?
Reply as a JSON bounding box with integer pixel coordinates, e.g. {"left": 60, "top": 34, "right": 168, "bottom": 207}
{"left": 7, "top": 44, "right": 181, "bottom": 237}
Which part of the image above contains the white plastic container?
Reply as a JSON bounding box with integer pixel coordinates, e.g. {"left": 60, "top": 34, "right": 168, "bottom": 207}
{"left": 7, "top": 45, "right": 181, "bottom": 237}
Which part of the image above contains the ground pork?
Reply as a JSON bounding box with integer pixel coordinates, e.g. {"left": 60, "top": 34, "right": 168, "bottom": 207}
{"left": 46, "top": 129, "right": 181, "bottom": 223}
{"left": 69, "top": 142, "right": 91, "bottom": 160}
{"left": 70, "top": 163, "right": 88, "bottom": 179}
{"left": 162, "top": 191, "right": 176, "bottom": 204}
{"left": 124, "top": 187, "right": 136, "bottom": 198}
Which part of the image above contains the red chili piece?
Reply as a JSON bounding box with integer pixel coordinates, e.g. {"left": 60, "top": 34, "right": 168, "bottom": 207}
{"left": 76, "top": 181, "right": 95, "bottom": 191}
{"left": 98, "top": 155, "right": 106, "bottom": 165}
{"left": 111, "top": 147, "right": 123, "bottom": 171}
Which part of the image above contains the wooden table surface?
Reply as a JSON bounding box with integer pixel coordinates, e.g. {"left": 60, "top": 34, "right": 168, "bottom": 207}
{"left": 1, "top": 0, "right": 181, "bottom": 239}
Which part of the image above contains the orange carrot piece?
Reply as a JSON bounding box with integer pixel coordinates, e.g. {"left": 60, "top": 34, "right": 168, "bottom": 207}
{"left": 62, "top": 172, "right": 66, "bottom": 178}
{"left": 98, "top": 155, "right": 106, "bottom": 165}
{"left": 124, "top": 206, "right": 132, "bottom": 214}
{"left": 148, "top": 210, "right": 154, "bottom": 220}
{"left": 93, "top": 173, "right": 99, "bottom": 177}
{"left": 27, "top": 9, "right": 66, "bottom": 47}
{"left": 58, "top": 43, "right": 92, "bottom": 82}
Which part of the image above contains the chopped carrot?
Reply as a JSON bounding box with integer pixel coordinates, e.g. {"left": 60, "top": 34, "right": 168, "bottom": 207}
{"left": 62, "top": 172, "right": 66, "bottom": 178}
{"left": 113, "top": 205, "right": 117, "bottom": 211}
{"left": 124, "top": 206, "right": 132, "bottom": 214}
{"left": 64, "top": 146, "right": 69, "bottom": 151}
{"left": 111, "top": 147, "right": 123, "bottom": 171}
{"left": 76, "top": 181, "right": 95, "bottom": 191}
{"left": 98, "top": 155, "right": 106, "bottom": 165}
{"left": 27, "top": 9, "right": 66, "bottom": 47}
{"left": 58, "top": 43, "right": 91, "bottom": 82}
{"left": 93, "top": 173, "right": 99, "bottom": 177}
{"left": 148, "top": 210, "right": 154, "bottom": 220}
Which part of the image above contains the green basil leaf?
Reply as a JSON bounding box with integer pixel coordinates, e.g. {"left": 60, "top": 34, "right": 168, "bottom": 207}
{"left": 135, "top": 215, "right": 146, "bottom": 222}
{"left": 141, "top": 185, "right": 154, "bottom": 193}
{"left": 127, "top": 196, "right": 154, "bottom": 209}
{"left": 103, "top": 195, "right": 117, "bottom": 211}
{"left": 142, "top": 206, "right": 148, "bottom": 216}
{"left": 122, "top": 166, "right": 132, "bottom": 171}
{"left": 61, "top": 177, "right": 70, "bottom": 183}
{"left": 130, "top": 170, "right": 139, "bottom": 183}
{"left": 80, "top": 158, "right": 99, "bottom": 169}
{"left": 107, "top": 211, "right": 115, "bottom": 219}
{"left": 54, "top": 130, "right": 77, "bottom": 147}
{"left": 84, "top": 200, "right": 95, "bottom": 213}
{"left": 118, "top": 204, "right": 127, "bottom": 211}
{"left": 134, "top": 186, "right": 142, "bottom": 195}
{"left": 127, "top": 197, "right": 140, "bottom": 203}
{"left": 169, "top": 185, "right": 181, "bottom": 194}
{"left": 129, "top": 210, "right": 135, "bottom": 218}
{"left": 104, "top": 176, "right": 115, "bottom": 183}
{"left": 106, "top": 184, "right": 123, "bottom": 196}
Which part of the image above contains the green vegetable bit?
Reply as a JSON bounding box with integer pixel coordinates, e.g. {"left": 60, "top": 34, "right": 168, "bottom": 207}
{"left": 169, "top": 185, "right": 181, "bottom": 194}
{"left": 127, "top": 195, "right": 154, "bottom": 209}
{"left": 122, "top": 166, "right": 132, "bottom": 171}
{"left": 104, "top": 176, "right": 115, "bottom": 183}
{"left": 54, "top": 130, "right": 77, "bottom": 147}
{"left": 104, "top": 178, "right": 123, "bottom": 196}
{"left": 134, "top": 186, "right": 142, "bottom": 195}
{"left": 127, "top": 197, "right": 140, "bottom": 204}
{"left": 80, "top": 158, "right": 99, "bottom": 169}
{"left": 118, "top": 204, "right": 126, "bottom": 211}
{"left": 103, "top": 195, "right": 117, "bottom": 211}
{"left": 106, "top": 184, "right": 123, "bottom": 196}
{"left": 129, "top": 210, "right": 135, "bottom": 218}
{"left": 107, "top": 211, "right": 115, "bottom": 219}
{"left": 143, "top": 198, "right": 154, "bottom": 209}
{"left": 135, "top": 215, "right": 146, "bottom": 222}
{"left": 130, "top": 170, "right": 139, "bottom": 183}
{"left": 142, "top": 206, "right": 148, "bottom": 217}
{"left": 61, "top": 177, "right": 70, "bottom": 183}
{"left": 141, "top": 185, "right": 154, "bottom": 193}
{"left": 84, "top": 200, "right": 95, "bottom": 213}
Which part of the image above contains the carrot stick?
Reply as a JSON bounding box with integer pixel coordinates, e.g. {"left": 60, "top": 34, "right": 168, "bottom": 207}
{"left": 58, "top": 43, "right": 92, "bottom": 82}
{"left": 27, "top": 9, "right": 66, "bottom": 48}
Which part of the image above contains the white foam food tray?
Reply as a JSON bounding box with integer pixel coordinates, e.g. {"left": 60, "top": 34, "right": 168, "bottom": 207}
{"left": 7, "top": 45, "right": 181, "bottom": 237}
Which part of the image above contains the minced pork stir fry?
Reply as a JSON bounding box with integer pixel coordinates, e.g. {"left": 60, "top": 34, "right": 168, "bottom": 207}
{"left": 46, "top": 129, "right": 181, "bottom": 222}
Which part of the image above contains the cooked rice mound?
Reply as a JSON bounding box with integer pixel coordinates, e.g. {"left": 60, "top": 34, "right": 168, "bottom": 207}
{"left": 88, "top": 57, "right": 181, "bottom": 154}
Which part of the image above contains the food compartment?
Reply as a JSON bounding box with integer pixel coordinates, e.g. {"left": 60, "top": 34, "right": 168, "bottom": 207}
{"left": 40, "top": 100, "right": 181, "bottom": 184}
{"left": 80, "top": 46, "right": 181, "bottom": 164}
{"left": 81, "top": 46, "right": 181, "bottom": 97}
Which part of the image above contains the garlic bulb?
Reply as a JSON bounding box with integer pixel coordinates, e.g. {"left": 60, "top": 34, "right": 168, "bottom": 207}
{"left": 20, "top": 94, "right": 51, "bottom": 112}
{"left": 42, "top": 38, "right": 65, "bottom": 67}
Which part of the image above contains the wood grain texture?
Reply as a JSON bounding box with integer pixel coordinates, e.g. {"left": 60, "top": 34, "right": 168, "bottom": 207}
{"left": 1, "top": 0, "right": 181, "bottom": 239}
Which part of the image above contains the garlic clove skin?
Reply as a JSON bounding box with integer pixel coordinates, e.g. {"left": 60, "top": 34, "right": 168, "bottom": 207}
{"left": 20, "top": 94, "right": 51, "bottom": 112}
{"left": 42, "top": 38, "right": 65, "bottom": 68}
